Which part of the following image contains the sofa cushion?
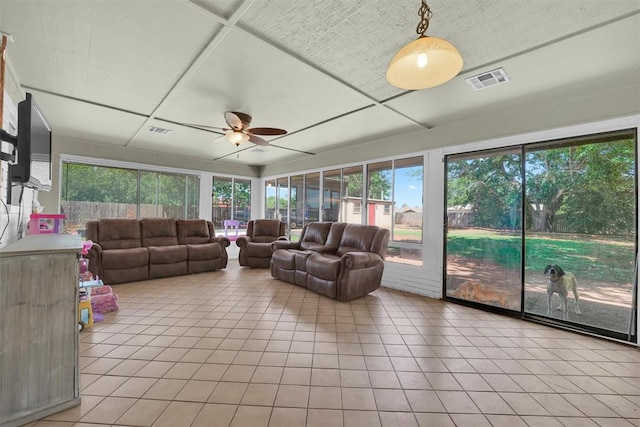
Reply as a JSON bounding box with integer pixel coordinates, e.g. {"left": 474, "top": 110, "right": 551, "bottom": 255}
{"left": 306, "top": 253, "right": 341, "bottom": 280}
{"left": 245, "top": 242, "right": 273, "bottom": 258}
{"left": 148, "top": 245, "right": 188, "bottom": 264}
{"left": 177, "top": 219, "right": 211, "bottom": 244}
{"left": 97, "top": 219, "right": 142, "bottom": 250}
{"left": 187, "top": 243, "right": 221, "bottom": 261}
{"left": 336, "top": 224, "right": 379, "bottom": 256}
{"left": 300, "top": 222, "right": 332, "bottom": 250}
{"left": 141, "top": 218, "right": 179, "bottom": 247}
{"left": 272, "top": 249, "right": 296, "bottom": 270}
{"left": 253, "top": 219, "right": 281, "bottom": 239}
{"left": 102, "top": 247, "right": 149, "bottom": 269}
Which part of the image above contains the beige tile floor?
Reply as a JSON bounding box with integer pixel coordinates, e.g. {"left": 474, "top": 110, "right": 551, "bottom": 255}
{"left": 30, "top": 262, "right": 640, "bottom": 427}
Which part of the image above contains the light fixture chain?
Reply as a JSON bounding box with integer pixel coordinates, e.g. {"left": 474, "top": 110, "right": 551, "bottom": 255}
{"left": 416, "top": 0, "right": 432, "bottom": 36}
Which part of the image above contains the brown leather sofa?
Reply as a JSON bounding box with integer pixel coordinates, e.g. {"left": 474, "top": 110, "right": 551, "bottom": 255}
{"left": 236, "top": 219, "right": 287, "bottom": 268}
{"left": 271, "top": 222, "right": 390, "bottom": 301}
{"left": 86, "top": 218, "right": 230, "bottom": 285}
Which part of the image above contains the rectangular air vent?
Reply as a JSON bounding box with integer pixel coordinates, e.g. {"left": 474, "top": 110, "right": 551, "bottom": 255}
{"left": 466, "top": 67, "right": 510, "bottom": 90}
{"left": 250, "top": 147, "right": 267, "bottom": 153}
{"left": 148, "top": 126, "right": 172, "bottom": 135}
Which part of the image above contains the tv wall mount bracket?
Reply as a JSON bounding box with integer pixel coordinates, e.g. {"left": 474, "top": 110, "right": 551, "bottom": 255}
{"left": 0, "top": 128, "right": 17, "bottom": 163}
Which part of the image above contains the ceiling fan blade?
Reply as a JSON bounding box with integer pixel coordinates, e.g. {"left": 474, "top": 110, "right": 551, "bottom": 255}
{"left": 224, "top": 111, "right": 245, "bottom": 130}
{"left": 248, "top": 134, "right": 269, "bottom": 146}
{"left": 182, "top": 123, "right": 228, "bottom": 131}
{"left": 213, "top": 135, "right": 228, "bottom": 144}
{"left": 248, "top": 127, "right": 287, "bottom": 136}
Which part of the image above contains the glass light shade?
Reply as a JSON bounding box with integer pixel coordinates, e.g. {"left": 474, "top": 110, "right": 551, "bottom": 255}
{"left": 386, "top": 35, "right": 463, "bottom": 90}
{"left": 225, "top": 130, "right": 250, "bottom": 146}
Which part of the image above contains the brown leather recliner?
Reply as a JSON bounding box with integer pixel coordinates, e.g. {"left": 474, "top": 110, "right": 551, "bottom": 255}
{"left": 236, "top": 219, "right": 287, "bottom": 268}
{"left": 271, "top": 222, "right": 390, "bottom": 301}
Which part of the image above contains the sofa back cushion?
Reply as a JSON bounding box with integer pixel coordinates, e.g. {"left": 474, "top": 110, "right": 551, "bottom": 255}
{"left": 141, "top": 218, "right": 178, "bottom": 247}
{"left": 326, "top": 222, "right": 347, "bottom": 250}
{"left": 336, "top": 224, "right": 389, "bottom": 257}
{"left": 300, "top": 222, "right": 332, "bottom": 250}
{"left": 250, "top": 220, "right": 285, "bottom": 243}
{"left": 95, "top": 219, "right": 142, "bottom": 250}
{"left": 177, "top": 219, "right": 211, "bottom": 244}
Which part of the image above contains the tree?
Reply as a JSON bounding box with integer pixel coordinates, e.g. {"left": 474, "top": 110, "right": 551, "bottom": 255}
{"left": 447, "top": 153, "right": 522, "bottom": 230}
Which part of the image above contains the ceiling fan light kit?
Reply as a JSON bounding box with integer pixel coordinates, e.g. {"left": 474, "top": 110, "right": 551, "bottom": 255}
{"left": 189, "top": 111, "right": 287, "bottom": 150}
{"left": 225, "top": 130, "right": 249, "bottom": 146}
{"left": 386, "top": 0, "right": 463, "bottom": 90}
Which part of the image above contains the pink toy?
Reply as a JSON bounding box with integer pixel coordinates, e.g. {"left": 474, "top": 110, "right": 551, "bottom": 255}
{"left": 90, "top": 285, "right": 119, "bottom": 314}
{"left": 81, "top": 240, "right": 93, "bottom": 255}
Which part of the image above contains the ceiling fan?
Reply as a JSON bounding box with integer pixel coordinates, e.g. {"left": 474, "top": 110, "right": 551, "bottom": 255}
{"left": 188, "top": 111, "right": 287, "bottom": 147}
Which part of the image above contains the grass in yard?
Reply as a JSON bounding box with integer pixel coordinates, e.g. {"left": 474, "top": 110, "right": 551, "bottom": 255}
{"left": 447, "top": 228, "right": 635, "bottom": 283}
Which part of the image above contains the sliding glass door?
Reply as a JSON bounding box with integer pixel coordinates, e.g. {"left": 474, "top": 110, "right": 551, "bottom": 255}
{"left": 445, "top": 148, "right": 523, "bottom": 312}
{"left": 524, "top": 132, "right": 637, "bottom": 337}
{"left": 445, "top": 130, "right": 637, "bottom": 341}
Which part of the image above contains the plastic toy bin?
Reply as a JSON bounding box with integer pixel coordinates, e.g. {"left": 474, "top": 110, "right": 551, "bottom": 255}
{"left": 27, "top": 214, "right": 66, "bottom": 235}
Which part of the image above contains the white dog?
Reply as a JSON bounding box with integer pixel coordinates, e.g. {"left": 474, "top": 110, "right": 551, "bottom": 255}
{"left": 544, "top": 264, "right": 581, "bottom": 320}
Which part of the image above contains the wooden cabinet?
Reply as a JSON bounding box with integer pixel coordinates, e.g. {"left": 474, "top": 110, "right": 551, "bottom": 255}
{"left": 0, "top": 234, "right": 82, "bottom": 427}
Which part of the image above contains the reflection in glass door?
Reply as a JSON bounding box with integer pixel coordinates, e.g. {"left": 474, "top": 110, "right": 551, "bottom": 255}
{"left": 445, "top": 148, "right": 523, "bottom": 312}
{"left": 524, "top": 133, "right": 637, "bottom": 337}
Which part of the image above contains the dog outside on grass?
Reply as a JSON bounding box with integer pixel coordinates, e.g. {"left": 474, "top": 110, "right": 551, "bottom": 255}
{"left": 544, "top": 264, "right": 582, "bottom": 320}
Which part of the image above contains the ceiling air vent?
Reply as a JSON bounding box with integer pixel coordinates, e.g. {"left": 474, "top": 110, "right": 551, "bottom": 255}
{"left": 250, "top": 147, "right": 267, "bottom": 153}
{"left": 148, "top": 126, "right": 172, "bottom": 135}
{"left": 466, "top": 68, "right": 510, "bottom": 90}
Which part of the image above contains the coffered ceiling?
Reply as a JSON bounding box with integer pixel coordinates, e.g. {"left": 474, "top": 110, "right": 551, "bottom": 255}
{"left": 1, "top": 0, "right": 639, "bottom": 171}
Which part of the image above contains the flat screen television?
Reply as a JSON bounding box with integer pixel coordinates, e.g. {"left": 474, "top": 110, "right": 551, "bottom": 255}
{"left": 10, "top": 92, "right": 52, "bottom": 191}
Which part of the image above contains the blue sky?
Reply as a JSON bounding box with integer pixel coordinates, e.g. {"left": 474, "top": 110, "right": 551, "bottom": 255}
{"left": 394, "top": 167, "right": 423, "bottom": 209}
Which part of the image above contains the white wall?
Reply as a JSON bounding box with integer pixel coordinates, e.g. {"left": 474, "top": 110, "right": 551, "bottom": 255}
{"left": 0, "top": 58, "right": 34, "bottom": 249}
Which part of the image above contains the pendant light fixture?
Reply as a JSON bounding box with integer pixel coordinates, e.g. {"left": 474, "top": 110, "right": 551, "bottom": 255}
{"left": 386, "top": 0, "right": 463, "bottom": 90}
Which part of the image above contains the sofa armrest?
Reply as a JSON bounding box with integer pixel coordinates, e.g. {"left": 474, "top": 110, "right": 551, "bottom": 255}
{"left": 272, "top": 240, "right": 300, "bottom": 252}
{"left": 86, "top": 243, "right": 104, "bottom": 279}
{"left": 342, "top": 252, "right": 383, "bottom": 269}
{"left": 236, "top": 236, "right": 253, "bottom": 248}
{"left": 210, "top": 236, "right": 231, "bottom": 248}
{"left": 307, "top": 245, "right": 337, "bottom": 254}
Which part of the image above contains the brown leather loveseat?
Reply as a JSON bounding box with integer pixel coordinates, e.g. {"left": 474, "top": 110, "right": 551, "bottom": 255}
{"left": 271, "top": 222, "right": 390, "bottom": 301}
{"left": 86, "top": 218, "right": 230, "bottom": 285}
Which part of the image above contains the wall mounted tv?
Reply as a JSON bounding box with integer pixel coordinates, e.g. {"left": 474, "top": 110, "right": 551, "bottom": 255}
{"left": 10, "top": 92, "right": 52, "bottom": 191}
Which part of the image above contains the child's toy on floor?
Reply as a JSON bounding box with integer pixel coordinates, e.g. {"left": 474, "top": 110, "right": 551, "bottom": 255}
{"left": 91, "top": 285, "right": 119, "bottom": 314}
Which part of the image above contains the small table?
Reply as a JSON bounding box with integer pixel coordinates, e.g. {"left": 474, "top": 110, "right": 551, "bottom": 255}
{"left": 224, "top": 219, "right": 240, "bottom": 241}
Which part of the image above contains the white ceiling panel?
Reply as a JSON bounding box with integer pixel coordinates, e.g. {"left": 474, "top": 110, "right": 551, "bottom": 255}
{"left": 387, "top": 13, "right": 640, "bottom": 127}
{"left": 128, "top": 119, "right": 233, "bottom": 160}
{"left": 29, "top": 91, "right": 148, "bottom": 147}
{"left": 155, "top": 28, "right": 373, "bottom": 133}
{"left": 274, "top": 105, "right": 424, "bottom": 155}
{"left": 1, "top": 0, "right": 221, "bottom": 113}
{"left": 239, "top": 0, "right": 640, "bottom": 101}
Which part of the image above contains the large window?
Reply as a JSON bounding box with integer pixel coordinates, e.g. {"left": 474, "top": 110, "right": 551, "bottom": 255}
{"left": 212, "top": 176, "right": 251, "bottom": 229}
{"left": 322, "top": 169, "right": 341, "bottom": 222}
{"left": 367, "top": 161, "right": 392, "bottom": 228}
{"left": 304, "top": 172, "right": 320, "bottom": 226}
{"left": 264, "top": 155, "right": 424, "bottom": 265}
{"left": 342, "top": 166, "right": 363, "bottom": 224}
{"left": 265, "top": 177, "right": 289, "bottom": 222}
{"left": 265, "top": 179, "right": 276, "bottom": 219}
{"left": 61, "top": 162, "right": 199, "bottom": 234}
{"left": 445, "top": 130, "right": 637, "bottom": 342}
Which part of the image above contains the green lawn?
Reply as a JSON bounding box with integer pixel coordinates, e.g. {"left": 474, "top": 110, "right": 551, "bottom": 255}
{"left": 447, "top": 229, "right": 635, "bottom": 283}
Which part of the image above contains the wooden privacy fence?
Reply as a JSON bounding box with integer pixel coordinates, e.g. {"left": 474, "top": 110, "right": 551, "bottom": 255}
{"left": 60, "top": 201, "right": 188, "bottom": 231}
